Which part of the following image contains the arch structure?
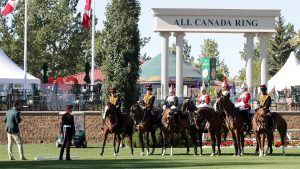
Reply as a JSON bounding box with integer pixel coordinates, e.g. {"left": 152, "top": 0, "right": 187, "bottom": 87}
{"left": 151, "top": 8, "right": 280, "bottom": 99}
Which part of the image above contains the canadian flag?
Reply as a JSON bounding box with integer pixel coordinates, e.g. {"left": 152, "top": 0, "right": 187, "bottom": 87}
{"left": 1, "top": 0, "right": 18, "bottom": 16}
{"left": 82, "top": 0, "right": 92, "bottom": 29}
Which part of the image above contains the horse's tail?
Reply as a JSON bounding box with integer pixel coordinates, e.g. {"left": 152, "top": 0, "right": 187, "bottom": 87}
{"left": 273, "top": 112, "right": 288, "bottom": 145}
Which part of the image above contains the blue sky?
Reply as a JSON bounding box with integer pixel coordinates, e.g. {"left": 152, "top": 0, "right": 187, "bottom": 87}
{"left": 78, "top": 0, "right": 300, "bottom": 78}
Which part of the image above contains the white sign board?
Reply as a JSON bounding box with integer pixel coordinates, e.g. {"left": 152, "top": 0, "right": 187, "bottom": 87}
{"left": 152, "top": 8, "right": 280, "bottom": 33}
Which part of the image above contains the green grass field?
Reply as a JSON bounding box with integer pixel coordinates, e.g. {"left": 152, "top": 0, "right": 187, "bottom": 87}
{"left": 0, "top": 144, "right": 299, "bottom": 169}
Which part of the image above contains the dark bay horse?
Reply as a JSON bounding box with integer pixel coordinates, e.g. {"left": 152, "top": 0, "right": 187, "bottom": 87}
{"left": 161, "top": 108, "right": 190, "bottom": 156}
{"left": 194, "top": 107, "right": 223, "bottom": 156}
{"left": 253, "top": 109, "right": 287, "bottom": 156}
{"left": 100, "top": 102, "right": 134, "bottom": 156}
{"left": 181, "top": 97, "right": 206, "bottom": 156}
{"left": 216, "top": 94, "right": 247, "bottom": 156}
{"left": 130, "top": 103, "right": 160, "bottom": 156}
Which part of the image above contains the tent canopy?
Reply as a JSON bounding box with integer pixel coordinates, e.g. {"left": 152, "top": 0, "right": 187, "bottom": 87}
{"left": 268, "top": 52, "right": 300, "bottom": 91}
{"left": 0, "top": 49, "right": 40, "bottom": 84}
{"left": 140, "top": 51, "right": 201, "bottom": 82}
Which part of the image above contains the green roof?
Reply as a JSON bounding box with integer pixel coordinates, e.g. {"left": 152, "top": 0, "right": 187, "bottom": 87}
{"left": 140, "top": 51, "right": 201, "bottom": 82}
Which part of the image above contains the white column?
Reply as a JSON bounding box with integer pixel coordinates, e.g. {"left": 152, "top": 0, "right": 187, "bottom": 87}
{"left": 174, "top": 32, "right": 185, "bottom": 97}
{"left": 160, "top": 32, "right": 171, "bottom": 99}
{"left": 259, "top": 34, "right": 270, "bottom": 87}
{"left": 244, "top": 33, "right": 254, "bottom": 92}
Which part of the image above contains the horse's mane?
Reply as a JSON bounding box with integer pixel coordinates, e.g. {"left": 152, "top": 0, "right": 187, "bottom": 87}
{"left": 131, "top": 103, "right": 142, "bottom": 112}
{"left": 182, "top": 98, "right": 197, "bottom": 112}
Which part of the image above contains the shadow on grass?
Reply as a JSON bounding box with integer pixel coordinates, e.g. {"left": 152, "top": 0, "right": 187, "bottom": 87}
{"left": 0, "top": 159, "right": 268, "bottom": 169}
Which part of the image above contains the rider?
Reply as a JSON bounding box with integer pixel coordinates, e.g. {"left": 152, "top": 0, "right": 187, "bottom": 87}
{"left": 101, "top": 86, "right": 121, "bottom": 130}
{"left": 258, "top": 84, "right": 273, "bottom": 130}
{"left": 235, "top": 83, "right": 252, "bottom": 132}
{"left": 108, "top": 86, "right": 121, "bottom": 113}
{"left": 163, "top": 87, "right": 180, "bottom": 129}
{"left": 197, "top": 85, "right": 212, "bottom": 108}
{"left": 141, "top": 84, "right": 155, "bottom": 122}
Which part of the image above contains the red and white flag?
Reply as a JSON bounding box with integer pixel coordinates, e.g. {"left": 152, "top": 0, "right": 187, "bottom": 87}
{"left": 1, "top": 0, "right": 18, "bottom": 16}
{"left": 82, "top": 0, "right": 92, "bottom": 29}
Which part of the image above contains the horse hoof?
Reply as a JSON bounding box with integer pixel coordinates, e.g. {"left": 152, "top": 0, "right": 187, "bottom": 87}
{"left": 161, "top": 153, "right": 165, "bottom": 156}
{"left": 186, "top": 152, "right": 189, "bottom": 155}
{"left": 114, "top": 153, "right": 118, "bottom": 156}
{"left": 140, "top": 152, "right": 144, "bottom": 156}
{"left": 210, "top": 153, "right": 215, "bottom": 157}
{"left": 100, "top": 153, "right": 103, "bottom": 156}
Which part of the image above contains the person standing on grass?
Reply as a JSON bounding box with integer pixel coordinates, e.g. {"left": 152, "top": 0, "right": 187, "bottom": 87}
{"left": 59, "top": 104, "right": 75, "bottom": 160}
{"left": 4, "top": 100, "right": 27, "bottom": 160}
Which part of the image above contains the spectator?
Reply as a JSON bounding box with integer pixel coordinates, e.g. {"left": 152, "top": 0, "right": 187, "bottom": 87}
{"left": 4, "top": 101, "right": 26, "bottom": 160}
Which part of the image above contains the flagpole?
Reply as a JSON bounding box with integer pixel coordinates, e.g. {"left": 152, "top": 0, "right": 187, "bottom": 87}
{"left": 24, "top": 0, "right": 28, "bottom": 93}
{"left": 91, "top": 0, "right": 95, "bottom": 87}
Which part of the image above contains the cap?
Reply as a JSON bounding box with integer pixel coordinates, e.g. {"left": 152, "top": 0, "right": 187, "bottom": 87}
{"left": 260, "top": 84, "right": 267, "bottom": 91}
{"left": 145, "top": 83, "right": 152, "bottom": 91}
{"left": 109, "top": 86, "right": 116, "bottom": 93}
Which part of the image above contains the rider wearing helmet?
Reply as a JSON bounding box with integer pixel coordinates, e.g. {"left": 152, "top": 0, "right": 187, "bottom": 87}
{"left": 236, "top": 83, "right": 251, "bottom": 132}
{"left": 258, "top": 84, "right": 272, "bottom": 129}
{"left": 197, "top": 85, "right": 212, "bottom": 108}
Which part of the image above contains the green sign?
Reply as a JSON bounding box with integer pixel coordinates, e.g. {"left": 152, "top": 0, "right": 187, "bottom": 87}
{"left": 201, "top": 57, "right": 216, "bottom": 80}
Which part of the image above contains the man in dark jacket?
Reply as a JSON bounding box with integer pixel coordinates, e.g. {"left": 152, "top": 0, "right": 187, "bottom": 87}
{"left": 258, "top": 84, "right": 272, "bottom": 129}
{"left": 59, "top": 104, "right": 75, "bottom": 160}
{"left": 5, "top": 101, "right": 26, "bottom": 160}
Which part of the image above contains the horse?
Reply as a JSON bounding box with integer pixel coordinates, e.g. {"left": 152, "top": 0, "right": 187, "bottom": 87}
{"left": 130, "top": 103, "right": 160, "bottom": 156}
{"left": 181, "top": 97, "right": 204, "bottom": 156}
{"left": 253, "top": 110, "right": 287, "bottom": 156}
{"left": 100, "top": 102, "right": 134, "bottom": 156}
{"left": 216, "top": 93, "right": 247, "bottom": 156}
{"left": 252, "top": 108, "right": 270, "bottom": 157}
{"left": 161, "top": 106, "right": 190, "bottom": 156}
{"left": 193, "top": 107, "right": 223, "bottom": 156}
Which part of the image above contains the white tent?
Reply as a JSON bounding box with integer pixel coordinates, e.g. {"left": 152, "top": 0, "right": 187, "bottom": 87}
{"left": 268, "top": 52, "right": 300, "bottom": 92}
{"left": 0, "top": 49, "right": 40, "bottom": 84}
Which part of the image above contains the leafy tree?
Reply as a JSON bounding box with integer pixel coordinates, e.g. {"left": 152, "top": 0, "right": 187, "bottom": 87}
{"left": 291, "top": 30, "right": 300, "bottom": 57}
{"left": 199, "top": 38, "right": 229, "bottom": 81}
{"left": 102, "top": 0, "right": 141, "bottom": 111}
{"left": 0, "top": 0, "right": 92, "bottom": 77}
{"left": 269, "top": 13, "right": 296, "bottom": 76}
{"left": 139, "top": 37, "right": 151, "bottom": 61}
{"left": 170, "top": 39, "right": 194, "bottom": 64}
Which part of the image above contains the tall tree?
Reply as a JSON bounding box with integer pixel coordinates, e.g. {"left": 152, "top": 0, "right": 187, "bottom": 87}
{"left": 269, "top": 13, "right": 296, "bottom": 76}
{"left": 170, "top": 39, "right": 194, "bottom": 64}
{"left": 199, "top": 38, "right": 229, "bottom": 81}
{"left": 102, "top": 0, "right": 141, "bottom": 111}
{"left": 291, "top": 30, "right": 300, "bottom": 57}
{"left": 0, "top": 0, "right": 92, "bottom": 77}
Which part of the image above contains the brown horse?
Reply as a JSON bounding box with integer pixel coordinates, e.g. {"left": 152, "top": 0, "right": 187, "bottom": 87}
{"left": 130, "top": 103, "right": 159, "bottom": 156}
{"left": 100, "top": 102, "right": 134, "bottom": 156}
{"left": 252, "top": 108, "right": 270, "bottom": 157}
{"left": 216, "top": 93, "right": 247, "bottom": 156}
{"left": 194, "top": 107, "right": 223, "bottom": 156}
{"left": 161, "top": 107, "right": 190, "bottom": 156}
{"left": 253, "top": 109, "right": 287, "bottom": 156}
